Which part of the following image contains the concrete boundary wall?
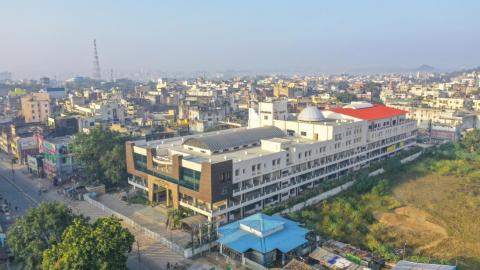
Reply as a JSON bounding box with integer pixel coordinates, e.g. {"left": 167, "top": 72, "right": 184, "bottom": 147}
{"left": 85, "top": 151, "right": 423, "bottom": 257}
{"left": 83, "top": 194, "right": 186, "bottom": 256}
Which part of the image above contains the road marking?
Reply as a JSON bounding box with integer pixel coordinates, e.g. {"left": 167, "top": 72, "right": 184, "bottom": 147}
{"left": 0, "top": 173, "right": 39, "bottom": 206}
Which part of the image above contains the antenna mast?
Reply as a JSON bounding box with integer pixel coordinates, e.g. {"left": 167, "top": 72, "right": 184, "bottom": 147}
{"left": 93, "top": 39, "right": 101, "bottom": 80}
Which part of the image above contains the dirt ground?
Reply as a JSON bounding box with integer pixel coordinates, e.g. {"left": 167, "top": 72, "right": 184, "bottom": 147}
{"left": 379, "top": 206, "right": 448, "bottom": 252}
{"left": 380, "top": 173, "right": 480, "bottom": 269}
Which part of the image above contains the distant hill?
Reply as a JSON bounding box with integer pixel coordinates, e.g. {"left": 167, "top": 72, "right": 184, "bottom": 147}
{"left": 416, "top": 64, "right": 436, "bottom": 72}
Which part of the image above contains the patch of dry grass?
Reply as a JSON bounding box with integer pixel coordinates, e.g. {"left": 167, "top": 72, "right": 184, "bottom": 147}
{"left": 390, "top": 173, "right": 480, "bottom": 269}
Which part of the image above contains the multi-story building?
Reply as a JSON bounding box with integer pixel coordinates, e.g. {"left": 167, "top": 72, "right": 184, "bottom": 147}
{"left": 188, "top": 105, "right": 227, "bottom": 132}
{"left": 126, "top": 100, "right": 417, "bottom": 224}
{"left": 73, "top": 101, "right": 126, "bottom": 124}
{"left": 273, "top": 82, "right": 303, "bottom": 98}
{"left": 473, "top": 100, "right": 480, "bottom": 112}
{"left": 10, "top": 124, "right": 45, "bottom": 164}
{"left": 21, "top": 92, "right": 51, "bottom": 123}
{"left": 431, "top": 97, "right": 465, "bottom": 110}
{"left": 387, "top": 103, "right": 477, "bottom": 141}
{"left": 38, "top": 135, "right": 77, "bottom": 182}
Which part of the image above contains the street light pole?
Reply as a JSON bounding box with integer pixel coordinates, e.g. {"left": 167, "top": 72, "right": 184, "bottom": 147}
{"left": 136, "top": 240, "right": 141, "bottom": 263}
{"left": 11, "top": 158, "right": 15, "bottom": 181}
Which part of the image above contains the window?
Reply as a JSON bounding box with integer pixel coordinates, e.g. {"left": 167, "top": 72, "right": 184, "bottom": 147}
{"left": 264, "top": 116, "right": 268, "bottom": 120}
{"left": 257, "top": 164, "right": 261, "bottom": 170}
{"left": 181, "top": 168, "right": 201, "bottom": 191}
{"left": 252, "top": 165, "right": 255, "bottom": 172}
{"left": 301, "top": 131, "right": 307, "bottom": 136}
{"left": 235, "top": 169, "right": 239, "bottom": 176}
{"left": 272, "top": 160, "right": 276, "bottom": 166}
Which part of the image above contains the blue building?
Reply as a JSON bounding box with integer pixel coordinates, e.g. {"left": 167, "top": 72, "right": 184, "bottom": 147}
{"left": 217, "top": 213, "right": 313, "bottom": 268}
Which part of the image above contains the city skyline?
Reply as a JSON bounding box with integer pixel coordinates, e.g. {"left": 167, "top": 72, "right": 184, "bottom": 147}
{"left": 1, "top": 0, "right": 479, "bottom": 79}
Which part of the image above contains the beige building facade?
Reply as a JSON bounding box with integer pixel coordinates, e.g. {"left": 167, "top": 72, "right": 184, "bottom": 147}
{"left": 21, "top": 92, "right": 51, "bottom": 123}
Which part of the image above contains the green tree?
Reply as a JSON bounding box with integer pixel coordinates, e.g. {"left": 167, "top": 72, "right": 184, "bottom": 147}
{"left": 7, "top": 202, "right": 76, "bottom": 269}
{"left": 8, "top": 88, "right": 28, "bottom": 97}
{"left": 43, "top": 217, "right": 134, "bottom": 270}
{"left": 337, "top": 81, "right": 350, "bottom": 90}
{"left": 99, "top": 144, "right": 128, "bottom": 186}
{"left": 166, "top": 209, "right": 183, "bottom": 229}
{"left": 334, "top": 92, "right": 358, "bottom": 103}
{"left": 362, "top": 82, "right": 382, "bottom": 103}
{"left": 461, "top": 129, "right": 480, "bottom": 152}
{"left": 71, "top": 127, "right": 130, "bottom": 187}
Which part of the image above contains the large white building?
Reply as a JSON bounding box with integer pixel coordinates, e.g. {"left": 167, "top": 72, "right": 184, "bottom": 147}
{"left": 126, "top": 100, "right": 417, "bottom": 223}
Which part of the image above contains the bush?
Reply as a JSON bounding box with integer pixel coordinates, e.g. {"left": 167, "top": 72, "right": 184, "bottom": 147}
{"left": 127, "top": 190, "right": 148, "bottom": 205}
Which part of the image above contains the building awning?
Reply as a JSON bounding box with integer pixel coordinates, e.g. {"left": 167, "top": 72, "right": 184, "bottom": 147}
{"left": 180, "top": 214, "right": 208, "bottom": 228}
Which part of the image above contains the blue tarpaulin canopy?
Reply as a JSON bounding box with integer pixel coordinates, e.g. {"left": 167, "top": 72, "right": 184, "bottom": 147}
{"left": 217, "top": 213, "right": 309, "bottom": 254}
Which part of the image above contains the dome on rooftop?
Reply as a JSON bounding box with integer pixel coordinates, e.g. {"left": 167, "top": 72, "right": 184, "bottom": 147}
{"left": 298, "top": 106, "right": 325, "bottom": 122}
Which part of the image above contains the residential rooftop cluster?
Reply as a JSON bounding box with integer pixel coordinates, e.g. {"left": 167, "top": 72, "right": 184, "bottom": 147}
{"left": 0, "top": 70, "right": 474, "bottom": 269}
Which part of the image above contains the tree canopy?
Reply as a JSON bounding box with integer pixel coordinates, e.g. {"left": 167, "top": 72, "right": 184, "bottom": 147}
{"left": 6, "top": 202, "right": 77, "bottom": 269}
{"left": 71, "top": 127, "right": 131, "bottom": 187}
{"left": 461, "top": 129, "right": 480, "bottom": 152}
{"left": 8, "top": 87, "right": 27, "bottom": 97}
{"left": 336, "top": 81, "right": 350, "bottom": 90}
{"left": 334, "top": 92, "right": 358, "bottom": 103}
{"left": 42, "top": 217, "right": 134, "bottom": 270}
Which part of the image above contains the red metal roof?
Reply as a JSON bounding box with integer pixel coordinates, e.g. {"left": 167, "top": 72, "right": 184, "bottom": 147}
{"left": 329, "top": 104, "right": 407, "bottom": 121}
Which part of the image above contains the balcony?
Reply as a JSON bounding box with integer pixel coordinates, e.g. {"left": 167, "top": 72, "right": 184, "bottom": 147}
{"left": 128, "top": 177, "right": 148, "bottom": 191}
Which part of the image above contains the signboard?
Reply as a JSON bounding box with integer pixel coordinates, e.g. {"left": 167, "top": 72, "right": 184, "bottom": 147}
{"left": 42, "top": 140, "right": 56, "bottom": 153}
{"left": 19, "top": 137, "right": 37, "bottom": 150}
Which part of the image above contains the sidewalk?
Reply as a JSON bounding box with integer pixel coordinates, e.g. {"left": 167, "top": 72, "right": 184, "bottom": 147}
{"left": 1, "top": 154, "right": 225, "bottom": 270}
{"left": 97, "top": 193, "right": 192, "bottom": 247}
{"left": 2, "top": 160, "right": 191, "bottom": 270}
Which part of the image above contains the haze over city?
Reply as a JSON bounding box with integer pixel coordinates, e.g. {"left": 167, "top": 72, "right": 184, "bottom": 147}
{"left": 0, "top": 1, "right": 479, "bottom": 270}
{"left": 1, "top": 0, "right": 480, "bottom": 79}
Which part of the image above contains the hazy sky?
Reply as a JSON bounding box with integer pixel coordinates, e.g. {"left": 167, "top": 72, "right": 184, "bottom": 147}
{"left": 1, "top": 0, "right": 479, "bottom": 79}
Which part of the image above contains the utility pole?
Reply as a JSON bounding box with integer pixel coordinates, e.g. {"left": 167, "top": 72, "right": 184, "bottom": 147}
{"left": 136, "top": 239, "right": 141, "bottom": 263}
{"left": 11, "top": 157, "right": 15, "bottom": 181}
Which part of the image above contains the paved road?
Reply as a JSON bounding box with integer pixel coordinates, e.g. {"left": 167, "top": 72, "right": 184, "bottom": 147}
{"left": 0, "top": 154, "right": 221, "bottom": 270}
{"left": 0, "top": 156, "right": 45, "bottom": 218}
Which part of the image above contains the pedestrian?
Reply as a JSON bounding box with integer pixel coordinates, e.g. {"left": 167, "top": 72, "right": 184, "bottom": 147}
{"left": 166, "top": 262, "right": 170, "bottom": 270}
{"left": 174, "top": 262, "right": 179, "bottom": 270}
